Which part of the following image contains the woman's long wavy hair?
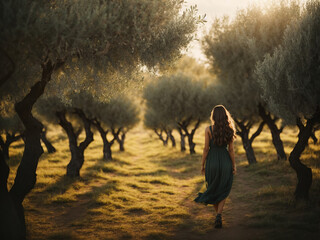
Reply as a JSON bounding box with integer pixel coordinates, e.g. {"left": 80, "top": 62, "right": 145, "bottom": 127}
{"left": 210, "top": 105, "right": 236, "bottom": 146}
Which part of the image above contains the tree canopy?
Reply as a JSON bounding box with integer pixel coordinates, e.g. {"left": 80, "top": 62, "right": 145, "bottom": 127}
{"left": 256, "top": 0, "right": 320, "bottom": 124}
{"left": 0, "top": 0, "right": 203, "bottom": 101}
{"left": 255, "top": 0, "right": 320, "bottom": 200}
{"left": 143, "top": 73, "right": 212, "bottom": 153}
{"left": 202, "top": 0, "right": 301, "bottom": 163}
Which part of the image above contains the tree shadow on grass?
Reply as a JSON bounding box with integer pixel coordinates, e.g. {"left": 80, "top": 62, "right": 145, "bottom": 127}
{"left": 51, "top": 179, "right": 120, "bottom": 228}
{"left": 150, "top": 152, "right": 202, "bottom": 180}
{"left": 47, "top": 231, "right": 81, "bottom": 240}
{"left": 43, "top": 175, "right": 79, "bottom": 199}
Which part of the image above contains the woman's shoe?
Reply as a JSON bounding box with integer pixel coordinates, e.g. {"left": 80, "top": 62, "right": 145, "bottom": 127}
{"left": 215, "top": 214, "right": 222, "bottom": 228}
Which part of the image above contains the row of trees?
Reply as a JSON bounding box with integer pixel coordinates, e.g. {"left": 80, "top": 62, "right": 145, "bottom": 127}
{"left": 202, "top": 0, "right": 320, "bottom": 200}
{"left": 35, "top": 92, "right": 139, "bottom": 176}
{"left": 143, "top": 74, "right": 213, "bottom": 154}
{"left": 0, "top": 0, "right": 203, "bottom": 238}
{"left": 0, "top": 115, "right": 57, "bottom": 159}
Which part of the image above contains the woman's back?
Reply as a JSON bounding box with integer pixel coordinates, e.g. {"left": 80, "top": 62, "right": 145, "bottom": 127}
{"left": 208, "top": 125, "right": 228, "bottom": 149}
{"left": 194, "top": 105, "right": 236, "bottom": 229}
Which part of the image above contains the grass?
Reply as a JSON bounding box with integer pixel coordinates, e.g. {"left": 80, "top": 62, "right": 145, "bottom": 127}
{"left": 5, "top": 123, "right": 320, "bottom": 240}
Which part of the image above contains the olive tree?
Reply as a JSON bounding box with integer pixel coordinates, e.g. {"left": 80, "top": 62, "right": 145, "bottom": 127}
{"left": 92, "top": 96, "right": 139, "bottom": 160}
{"left": 202, "top": 1, "right": 300, "bottom": 163}
{"left": 255, "top": 0, "right": 320, "bottom": 200}
{"left": 35, "top": 92, "right": 95, "bottom": 177}
{"left": 103, "top": 97, "right": 139, "bottom": 152}
{"left": 144, "top": 108, "right": 177, "bottom": 147}
{"left": 144, "top": 74, "right": 212, "bottom": 154}
{"left": 0, "top": 0, "right": 202, "bottom": 237}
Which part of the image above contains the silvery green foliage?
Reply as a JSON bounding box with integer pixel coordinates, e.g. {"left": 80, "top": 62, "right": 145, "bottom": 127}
{"left": 202, "top": 1, "right": 300, "bottom": 120}
{"left": 34, "top": 95, "right": 69, "bottom": 124}
{"left": 45, "top": 65, "right": 144, "bottom": 104}
{"left": 144, "top": 107, "right": 174, "bottom": 131}
{"left": 0, "top": 0, "right": 202, "bottom": 102}
{"left": 166, "top": 55, "right": 213, "bottom": 83}
{"left": 256, "top": 0, "right": 320, "bottom": 124}
{"left": 143, "top": 74, "right": 211, "bottom": 126}
{"left": 35, "top": 90, "right": 139, "bottom": 131}
{"left": 35, "top": 90, "right": 98, "bottom": 123}
{"left": 96, "top": 97, "right": 140, "bottom": 131}
{"left": 68, "top": 90, "right": 98, "bottom": 119}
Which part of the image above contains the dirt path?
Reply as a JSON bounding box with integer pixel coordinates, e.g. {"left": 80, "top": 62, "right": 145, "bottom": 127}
{"left": 202, "top": 163, "right": 267, "bottom": 240}
{"left": 170, "top": 156, "right": 269, "bottom": 240}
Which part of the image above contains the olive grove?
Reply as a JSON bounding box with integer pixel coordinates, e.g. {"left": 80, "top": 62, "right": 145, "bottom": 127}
{"left": 0, "top": 0, "right": 202, "bottom": 238}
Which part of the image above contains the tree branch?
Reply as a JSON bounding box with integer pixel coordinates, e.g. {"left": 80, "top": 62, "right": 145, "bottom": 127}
{"left": 250, "top": 121, "right": 265, "bottom": 144}
{"left": 191, "top": 118, "right": 201, "bottom": 136}
{"left": 74, "top": 108, "right": 93, "bottom": 152}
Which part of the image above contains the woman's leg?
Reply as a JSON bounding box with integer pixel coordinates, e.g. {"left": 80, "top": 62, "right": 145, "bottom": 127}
{"left": 217, "top": 198, "right": 226, "bottom": 214}
{"left": 213, "top": 204, "right": 218, "bottom": 213}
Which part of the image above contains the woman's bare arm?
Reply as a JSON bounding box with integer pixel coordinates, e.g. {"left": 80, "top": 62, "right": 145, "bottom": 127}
{"left": 228, "top": 140, "right": 236, "bottom": 174}
{"left": 201, "top": 127, "right": 210, "bottom": 174}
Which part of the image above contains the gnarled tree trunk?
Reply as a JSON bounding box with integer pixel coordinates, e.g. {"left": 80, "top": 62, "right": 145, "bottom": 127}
{"left": 0, "top": 59, "right": 61, "bottom": 239}
{"left": 290, "top": 111, "right": 320, "bottom": 200}
{"left": 93, "top": 120, "right": 115, "bottom": 161}
{"left": 167, "top": 129, "right": 176, "bottom": 147}
{"left": 235, "top": 119, "right": 265, "bottom": 165}
{"left": 258, "top": 104, "right": 286, "bottom": 160}
{"left": 56, "top": 109, "right": 93, "bottom": 177}
{"left": 118, "top": 132, "right": 126, "bottom": 151}
{"left": 112, "top": 128, "right": 125, "bottom": 152}
{"left": 154, "top": 129, "right": 169, "bottom": 146}
{"left": 0, "top": 149, "right": 23, "bottom": 240}
{"left": 177, "top": 127, "right": 186, "bottom": 152}
{"left": 178, "top": 118, "right": 201, "bottom": 154}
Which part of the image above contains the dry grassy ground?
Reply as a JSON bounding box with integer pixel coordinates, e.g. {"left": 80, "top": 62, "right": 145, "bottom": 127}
{"left": 6, "top": 123, "right": 320, "bottom": 240}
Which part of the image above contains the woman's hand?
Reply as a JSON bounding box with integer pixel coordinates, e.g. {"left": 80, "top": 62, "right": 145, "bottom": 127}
{"left": 233, "top": 166, "right": 237, "bottom": 175}
{"left": 201, "top": 165, "right": 205, "bottom": 175}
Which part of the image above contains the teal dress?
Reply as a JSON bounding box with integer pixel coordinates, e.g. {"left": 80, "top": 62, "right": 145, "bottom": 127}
{"left": 194, "top": 126, "right": 233, "bottom": 205}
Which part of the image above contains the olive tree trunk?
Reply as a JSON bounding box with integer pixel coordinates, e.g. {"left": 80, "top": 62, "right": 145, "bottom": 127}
{"left": 93, "top": 120, "right": 115, "bottom": 161}
{"left": 166, "top": 129, "right": 176, "bottom": 147}
{"left": 111, "top": 128, "right": 125, "bottom": 152}
{"left": 177, "top": 127, "right": 186, "bottom": 152}
{"left": 118, "top": 132, "right": 126, "bottom": 151}
{"left": 258, "top": 104, "right": 286, "bottom": 160}
{"left": 0, "top": 59, "right": 62, "bottom": 239}
{"left": 290, "top": 111, "right": 320, "bottom": 200}
{"left": 0, "top": 149, "right": 23, "bottom": 240}
{"left": 178, "top": 118, "right": 201, "bottom": 154}
{"left": 154, "top": 129, "right": 169, "bottom": 146}
{"left": 235, "top": 119, "right": 265, "bottom": 165}
{"left": 56, "top": 109, "right": 93, "bottom": 177}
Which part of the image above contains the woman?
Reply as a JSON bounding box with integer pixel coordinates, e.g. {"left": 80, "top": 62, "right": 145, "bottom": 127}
{"left": 194, "top": 105, "right": 236, "bottom": 228}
